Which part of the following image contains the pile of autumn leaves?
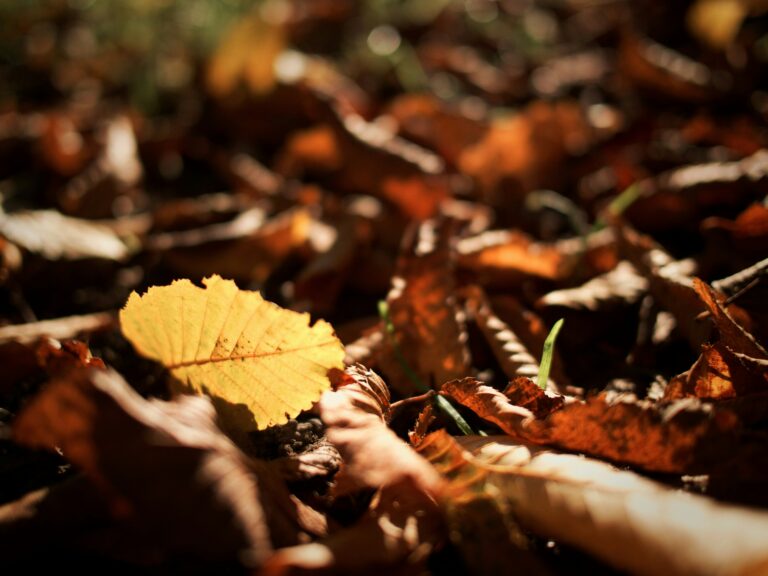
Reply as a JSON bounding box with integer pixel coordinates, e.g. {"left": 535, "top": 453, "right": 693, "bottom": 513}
{"left": 4, "top": 209, "right": 768, "bottom": 574}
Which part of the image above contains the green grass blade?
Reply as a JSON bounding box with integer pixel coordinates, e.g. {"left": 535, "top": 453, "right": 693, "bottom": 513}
{"left": 537, "top": 318, "right": 564, "bottom": 391}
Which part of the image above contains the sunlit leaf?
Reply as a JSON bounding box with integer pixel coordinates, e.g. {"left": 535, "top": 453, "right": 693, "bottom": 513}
{"left": 120, "top": 275, "right": 345, "bottom": 430}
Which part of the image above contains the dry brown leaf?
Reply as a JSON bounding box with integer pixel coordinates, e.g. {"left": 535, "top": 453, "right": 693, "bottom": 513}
{"left": 503, "top": 377, "right": 567, "bottom": 418}
{"left": 267, "top": 367, "right": 447, "bottom": 574}
{"left": 320, "top": 369, "right": 439, "bottom": 495}
{"left": 444, "top": 376, "right": 746, "bottom": 474}
{"left": 615, "top": 218, "right": 710, "bottom": 348}
{"left": 445, "top": 433, "right": 768, "bottom": 576}
{"left": 456, "top": 229, "right": 565, "bottom": 284}
{"left": 416, "top": 431, "right": 546, "bottom": 576}
{"left": 0, "top": 312, "right": 116, "bottom": 345}
{"left": 457, "top": 227, "right": 617, "bottom": 289}
{"left": 277, "top": 106, "right": 449, "bottom": 220}
{"left": 702, "top": 202, "right": 768, "bottom": 253}
{"left": 666, "top": 342, "right": 768, "bottom": 400}
{"left": 157, "top": 207, "right": 311, "bottom": 284}
{"left": 0, "top": 209, "right": 132, "bottom": 261}
{"left": 59, "top": 115, "right": 143, "bottom": 219}
{"left": 537, "top": 261, "right": 648, "bottom": 311}
{"left": 526, "top": 394, "right": 741, "bottom": 474}
{"left": 619, "top": 30, "right": 723, "bottom": 102}
{"left": 12, "top": 367, "right": 321, "bottom": 566}
{"left": 626, "top": 151, "right": 768, "bottom": 232}
{"left": 386, "top": 93, "right": 488, "bottom": 166}
{"left": 441, "top": 377, "right": 536, "bottom": 438}
{"left": 293, "top": 215, "right": 358, "bottom": 314}
{"left": 693, "top": 277, "right": 768, "bottom": 359}
{"left": 458, "top": 101, "right": 595, "bottom": 201}
{"left": 382, "top": 218, "right": 470, "bottom": 393}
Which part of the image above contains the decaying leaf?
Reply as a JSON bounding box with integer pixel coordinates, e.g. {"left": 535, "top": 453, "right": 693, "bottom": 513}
{"left": 693, "top": 277, "right": 768, "bottom": 359}
{"left": 0, "top": 209, "right": 132, "bottom": 261}
{"left": 262, "top": 365, "right": 446, "bottom": 574}
{"left": 12, "top": 367, "right": 322, "bottom": 566}
{"left": 382, "top": 218, "right": 470, "bottom": 393}
{"left": 0, "top": 311, "right": 116, "bottom": 345}
{"left": 526, "top": 394, "right": 742, "bottom": 474}
{"left": 416, "top": 431, "right": 545, "bottom": 576}
{"left": 537, "top": 260, "right": 648, "bottom": 311}
{"left": 120, "top": 275, "right": 345, "bottom": 431}
{"left": 666, "top": 342, "right": 768, "bottom": 400}
{"left": 615, "top": 218, "right": 710, "bottom": 348}
{"left": 433, "top": 433, "right": 768, "bottom": 576}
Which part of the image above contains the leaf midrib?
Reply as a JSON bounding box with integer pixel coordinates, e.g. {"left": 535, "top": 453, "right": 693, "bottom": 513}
{"left": 166, "top": 340, "right": 340, "bottom": 369}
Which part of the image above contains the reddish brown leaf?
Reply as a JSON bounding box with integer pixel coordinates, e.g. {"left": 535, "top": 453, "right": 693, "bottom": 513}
{"left": 457, "top": 100, "right": 596, "bottom": 201}
{"left": 693, "top": 277, "right": 768, "bottom": 359}
{"left": 277, "top": 103, "right": 449, "bottom": 220}
{"left": 386, "top": 93, "right": 488, "bottom": 167}
{"left": 382, "top": 218, "right": 470, "bottom": 393}
{"left": 526, "top": 394, "right": 741, "bottom": 474}
{"left": 441, "top": 378, "right": 536, "bottom": 438}
{"left": 503, "top": 377, "right": 566, "bottom": 418}
{"left": 457, "top": 227, "right": 617, "bottom": 288}
{"left": 13, "top": 367, "right": 321, "bottom": 565}
{"left": 665, "top": 342, "right": 768, "bottom": 400}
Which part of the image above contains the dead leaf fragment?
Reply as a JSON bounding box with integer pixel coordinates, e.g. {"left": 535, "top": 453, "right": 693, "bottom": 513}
{"left": 13, "top": 367, "right": 315, "bottom": 565}
{"left": 454, "top": 434, "right": 768, "bottom": 576}
{"left": 0, "top": 209, "right": 132, "bottom": 261}
{"left": 693, "top": 277, "right": 768, "bottom": 359}
{"left": 537, "top": 261, "right": 648, "bottom": 311}
{"left": 120, "top": 275, "right": 345, "bottom": 431}
{"left": 383, "top": 218, "right": 470, "bottom": 393}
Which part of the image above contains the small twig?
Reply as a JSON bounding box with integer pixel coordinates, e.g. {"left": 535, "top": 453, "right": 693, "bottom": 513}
{"left": 391, "top": 390, "right": 436, "bottom": 411}
{"left": 695, "top": 277, "right": 760, "bottom": 321}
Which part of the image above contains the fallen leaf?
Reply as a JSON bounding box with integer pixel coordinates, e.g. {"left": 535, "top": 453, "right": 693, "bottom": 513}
{"left": 416, "top": 431, "right": 545, "bottom": 576}
{"left": 537, "top": 261, "right": 648, "bottom": 311}
{"left": 382, "top": 218, "right": 470, "bottom": 393}
{"left": 0, "top": 311, "right": 116, "bottom": 345}
{"left": 615, "top": 217, "right": 710, "bottom": 348}
{"left": 13, "top": 367, "right": 320, "bottom": 566}
{"left": 665, "top": 342, "right": 768, "bottom": 400}
{"left": 693, "top": 277, "right": 768, "bottom": 359}
{"left": 441, "top": 433, "right": 768, "bottom": 576}
{"left": 205, "top": 8, "right": 285, "bottom": 97}
{"left": 0, "top": 209, "right": 132, "bottom": 261}
{"left": 526, "top": 394, "right": 741, "bottom": 474}
{"left": 263, "top": 365, "right": 447, "bottom": 575}
{"left": 441, "top": 377, "right": 560, "bottom": 435}
{"left": 120, "top": 275, "right": 345, "bottom": 431}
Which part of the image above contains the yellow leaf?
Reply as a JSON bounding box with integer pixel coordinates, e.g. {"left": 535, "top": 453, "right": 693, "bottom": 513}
{"left": 120, "top": 275, "right": 344, "bottom": 430}
{"left": 206, "top": 10, "right": 285, "bottom": 97}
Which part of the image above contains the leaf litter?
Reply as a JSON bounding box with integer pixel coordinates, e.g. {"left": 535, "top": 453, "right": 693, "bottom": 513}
{"left": 2, "top": 1, "right": 768, "bottom": 574}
